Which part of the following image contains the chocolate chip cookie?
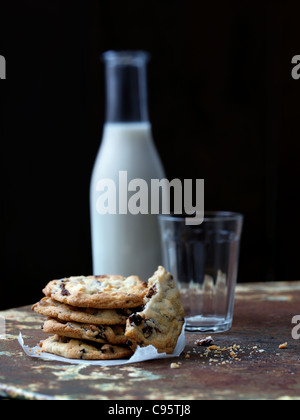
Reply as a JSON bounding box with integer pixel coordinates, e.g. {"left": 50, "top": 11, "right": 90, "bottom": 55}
{"left": 42, "top": 318, "right": 128, "bottom": 345}
{"left": 40, "top": 335, "right": 133, "bottom": 360}
{"left": 32, "top": 297, "right": 137, "bottom": 325}
{"left": 42, "top": 275, "right": 148, "bottom": 309}
{"left": 125, "top": 266, "right": 185, "bottom": 354}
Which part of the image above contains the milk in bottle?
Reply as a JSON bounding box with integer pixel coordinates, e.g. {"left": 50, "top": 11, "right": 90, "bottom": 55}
{"left": 90, "top": 51, "right": 165, "bottom": 280}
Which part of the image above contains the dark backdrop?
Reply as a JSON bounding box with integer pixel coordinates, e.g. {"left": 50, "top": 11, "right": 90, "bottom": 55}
{"left": 0, "top": 0, "right": 300, "bottom": 310}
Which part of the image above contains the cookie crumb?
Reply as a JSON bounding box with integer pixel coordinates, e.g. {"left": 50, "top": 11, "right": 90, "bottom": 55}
{"left": 170, "top": 362, "right": 180, "bottom": 369}
{"left": 279, "top": 342, "right": 288, "bottom": 349}
{"left": 208, "top": 345, "right": 220, "bottom": 351}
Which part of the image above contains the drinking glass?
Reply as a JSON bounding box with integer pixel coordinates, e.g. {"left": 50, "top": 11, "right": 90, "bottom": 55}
{"left": 159, "top": 212, "right": 243, "bottom": 333}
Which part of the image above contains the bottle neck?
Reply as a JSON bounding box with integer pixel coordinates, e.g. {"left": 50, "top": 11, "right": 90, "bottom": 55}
{"left": 103, "top": 51, "right": 150, "bottom": 123}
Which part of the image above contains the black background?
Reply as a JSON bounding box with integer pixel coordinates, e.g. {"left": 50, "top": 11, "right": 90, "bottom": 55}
{"left": 0, "top": 0, "right": 300, "bottom": 310}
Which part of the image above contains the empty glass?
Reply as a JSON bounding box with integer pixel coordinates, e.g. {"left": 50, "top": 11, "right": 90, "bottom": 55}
{"left": 159, "top": 212, "right": 243, "bottom": 333}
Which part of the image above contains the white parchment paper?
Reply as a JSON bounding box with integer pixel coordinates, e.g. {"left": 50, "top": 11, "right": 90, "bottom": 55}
{"left": 18, "top": 325, "right": 186, "bottom": 366}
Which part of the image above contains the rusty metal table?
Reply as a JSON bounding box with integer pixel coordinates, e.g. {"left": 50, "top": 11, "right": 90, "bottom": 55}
{"left": 0, "top": 282, "right": 300, "bottom": 400}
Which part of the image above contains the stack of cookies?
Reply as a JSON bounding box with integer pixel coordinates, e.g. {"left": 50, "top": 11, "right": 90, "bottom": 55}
{"left": 32, "top": 266, "right": 185, "bottom": 360}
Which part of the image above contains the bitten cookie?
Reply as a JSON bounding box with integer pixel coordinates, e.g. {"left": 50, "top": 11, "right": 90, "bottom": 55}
{"left": 32, "top": 297, "right": 138, "bottom": 325}
{"left": 39, "top": 335, "right": 133, "bottom": 360}
{"left": 125, "top": 266, "right": 185, "bottom": 354}
{"left": 42, "top": 275, "right": 148, "bottom": 309}
{"left": 42, "top": 318, "right": 128, "bottom": 345}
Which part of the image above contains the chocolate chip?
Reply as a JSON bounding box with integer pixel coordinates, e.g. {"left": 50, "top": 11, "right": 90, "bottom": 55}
{"left": 146, "top": 285, "right": 157, "bottom": 299}
{"left": 195, "top": 336, "right": 214, "bottom": 347}
{"left": 129, "top": 313, "right": 143, "bottom": 326}
{"left": 60, "top": 282, "right": 70, "bottom": 296}
{"left": 79, "top": 348, "right": 87, "bottom": 359}
{"left": 142, "top": 324, "right": 153, "bottom": 338}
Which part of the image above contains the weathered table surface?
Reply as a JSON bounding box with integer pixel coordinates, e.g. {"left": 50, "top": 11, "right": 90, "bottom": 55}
{"left": 0, "top": 282, "right": 300, "bottom": 400}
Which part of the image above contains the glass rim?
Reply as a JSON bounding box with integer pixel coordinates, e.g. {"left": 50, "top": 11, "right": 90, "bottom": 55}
{"left": 158, "top": 211, "right": 244, "bottom": 223}
{"left": 102, "top": 50, "right": 150, "bottom": 65}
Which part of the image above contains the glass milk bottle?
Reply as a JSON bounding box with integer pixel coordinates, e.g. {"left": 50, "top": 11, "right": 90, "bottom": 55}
{"left": 90, "top": 51, "right": 165, "bottom": 281}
